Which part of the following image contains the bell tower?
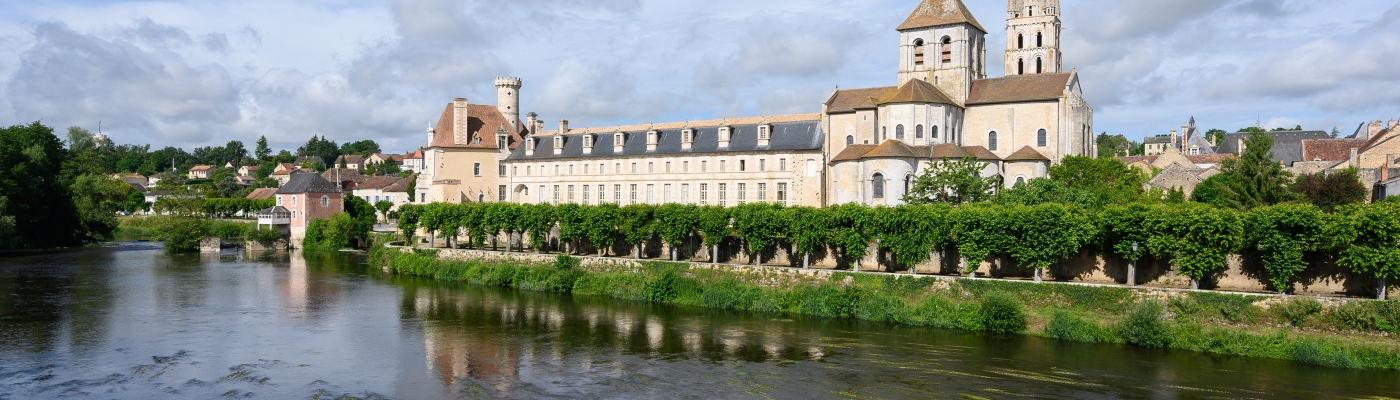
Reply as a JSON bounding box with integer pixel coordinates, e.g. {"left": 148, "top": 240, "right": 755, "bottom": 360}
{"left": 895, "top": 0, "right": 987, "bottom": 105}
{"left": 1004, "top": 0, "right": 1061, "bottom": 76}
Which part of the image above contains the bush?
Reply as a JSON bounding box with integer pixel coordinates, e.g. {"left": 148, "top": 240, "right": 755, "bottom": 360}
{"left": 212, "top": 221, "right": 248, "bottom": 240}
{"left": 1329, "top": 301, "right": 1400, "bottom": 334}
{"left": 1120, "top": 300, "right": 1172, "bottom": 348}
{"left": 1045, "top": 309, "right": 1103, "bottom": 342}
{"left": 1272, "top": 297, "right": 1323, "bottom": 327}
{"left": 554, "top": 254, "right": 580, "bottom": 270}
{"left": 151, "top": 215, "right": 212, "bottom": 253}
{"left": 1169, "top": 292, "right": 1261, "bottom": 324}
{"left": 244, "top": 224, "right": 282, "bottom": 245}
{"left": 980, "top": 293, "right": 1027, "bottom": 334}
{"left": 1293, "top": 341, "right": 1361, "bottom": 369}
{"left": 641, "top": 267, "right": 680, "bottom": 303}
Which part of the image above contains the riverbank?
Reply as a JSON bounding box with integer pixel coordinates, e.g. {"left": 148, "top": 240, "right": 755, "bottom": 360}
{"left": 368, "top": 244, "right": 1400, "bottom": 370}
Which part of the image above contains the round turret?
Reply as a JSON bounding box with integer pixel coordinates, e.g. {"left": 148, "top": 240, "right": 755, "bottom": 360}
{"left": 494, "top": 77, "right": 522, "bottom": 129}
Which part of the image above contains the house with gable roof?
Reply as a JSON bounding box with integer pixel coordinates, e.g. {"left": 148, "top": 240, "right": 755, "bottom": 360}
{"left": 264, "top": 173, "right": 343, "bottom": 247}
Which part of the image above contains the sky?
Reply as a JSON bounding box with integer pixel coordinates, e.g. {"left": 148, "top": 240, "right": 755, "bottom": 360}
{"left": 0, "top": 0, "right": 1397, "bottom": 153}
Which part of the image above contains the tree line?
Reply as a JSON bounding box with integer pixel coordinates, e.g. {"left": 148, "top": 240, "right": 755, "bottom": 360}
{"left": 393, "top": 199, "right": 1399, "bottom": 299}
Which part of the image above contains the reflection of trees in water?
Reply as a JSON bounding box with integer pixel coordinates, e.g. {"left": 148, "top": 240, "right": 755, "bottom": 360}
{"left": 278, "top": 250, "right": 365, "bottom": 321}
{"left": 400, "top": 284, "right": 835, "bottom": 391}
{"left": 0, "top": 248, "right": 120, "bottom": 353}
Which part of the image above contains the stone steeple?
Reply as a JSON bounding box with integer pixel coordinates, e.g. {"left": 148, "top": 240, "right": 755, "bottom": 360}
{"left": 1004, "top": 0, "right": 1062, "bottom": 76}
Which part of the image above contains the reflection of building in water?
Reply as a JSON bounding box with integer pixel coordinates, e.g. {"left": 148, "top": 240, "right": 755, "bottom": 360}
{"left": 279, "top": 251, "right": 345, "bottom": 319}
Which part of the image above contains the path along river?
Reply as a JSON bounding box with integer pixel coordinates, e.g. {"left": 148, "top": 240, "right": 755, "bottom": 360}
{"left": 1, "top": 243, "right": 1396, "bottom": 399}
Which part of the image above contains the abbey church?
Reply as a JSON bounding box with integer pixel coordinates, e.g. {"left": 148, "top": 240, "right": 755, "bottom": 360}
{"left": 414, "top": 0, "right": 1093, "bottom": 208}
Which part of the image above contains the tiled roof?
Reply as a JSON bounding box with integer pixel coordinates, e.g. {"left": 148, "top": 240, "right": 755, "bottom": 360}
{"left": 826, "top": 87, "right": 896, "bottom": 113}
{"left": 294, "top": 156, "right": 324, "bottom": 166}
{"left": 962, "top": 146, "right": 1000, "bottom": 161}
{"left": 276, "top": 173, "right": 340, "bottom": 194}
{"left": 322, "top": 168, "right": 368, "bottom": 188}
{"left": 355, "top": 176, "right": 403, "bottom": 190}
{"left": 334, "top": 155, "right": 364, "bottom": 165}
{"left": 405, "top": 149, "right": 424, "bottom": 159}
{"left": 1360, "top": 126, "right": 1397, "bottom": 152}
{"left": 863, "top": 140, "right": 925, "bottom": 159}
{"left": 428, "top": 102, "right": 528, "bottom": 150}
{"left": 508, "top": 119, "right": 824, "bottom": 161}
{"left": 242, "top": 166, "right": 260, "bottom": 171}
{"left": 384, "top": 175, "right": 414, "bottom": 193}
{"left": 1003, "top": 146, "right": 1050, "bottom": 161}
{"left": 877, "top": 79, "right": 960, "bottom": 107}
{"left": 897, "top": 0, "right": 986, "bottom": 33}
{"left": 190, "top": 165, "right": 213, "bottom": 171}
{"left": 1186, "top": 154, "right": 1235, "bottom": 164}
{"left": 245, "top": 188, "right": 278, "bottom": 200}
{"left": 390, "top": 155, "right": 405, "bottom": 162}
{"left": 831, "top": 145, "right": 878, "bottom": 163}
{"left": 929, "top": 143, "right": 970, "bottom": 159}
{"left": 966, "top": 73, "right": 1072, "bottom": 105}
{"left": 1302, "top": 139, "right": 1366, "bottom": 161}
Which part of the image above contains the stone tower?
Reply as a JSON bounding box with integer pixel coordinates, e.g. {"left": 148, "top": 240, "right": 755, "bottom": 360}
{"left": 895, "top": 0, "right": 988, "bottom": 105}
{"left": 495, "top": 77, "right": 522, "bottom": 129}
{"left": 1004, "top": 0, "right": 1062, "bottom": 76}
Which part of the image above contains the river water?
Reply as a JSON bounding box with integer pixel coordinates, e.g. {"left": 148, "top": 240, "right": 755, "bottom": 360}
{"left": 1, "top": 244, "right": 1395, "bottom": 399}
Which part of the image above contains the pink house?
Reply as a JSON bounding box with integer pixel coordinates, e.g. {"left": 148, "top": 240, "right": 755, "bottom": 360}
{"left": 273, "top": 173, "right": 343, "bottom": 247}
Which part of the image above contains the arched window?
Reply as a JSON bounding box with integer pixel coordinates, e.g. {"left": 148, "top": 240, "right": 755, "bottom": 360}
{"left": 1018, "top": 34, "right": 1024, "bottom": 49}
{"left": 320, "top": 195, "right": 329, "bottom": 207}
{"left": 989, "top": 131, "right": 999, "bottom": 151}
{"left": 1036, "top": 32, "right": 1043, "bottom": 48}
{"left": 913, "top": 39, "right": 925, "bottom": 65}
{"left": 1016, "top": 177, "right": 1025, "bottom": 185}
{"left": 1036, "top": 58, "right": 1043, "bottom": 74}
{"left": 941, "top": 37, "right": 952, "bottom": 63}
{"left": 932, "top": 125, "right": 939, "bottom": 138}
{"left": 915, "top": 125, "right": 924, "bottom": 139}
{"left": 846, "top": 135, "right": 854, "bottom": 145}
{"left": 881, "top": 126, "right": 887, "bottom": 141}
{"left": 904, "top": 175, "right": 912, "bottom": 193}
{"left": 895, "top": 125, "right": 905, "bottom": 140}
{"left": 1037, "top": 129, "right": 1048, "bottom": 147}
{"left": 872, "top": 173, "right": 885, "bottom": 199}
{"left": 1018, "top": 59, "right": 1025, "bottom": 75}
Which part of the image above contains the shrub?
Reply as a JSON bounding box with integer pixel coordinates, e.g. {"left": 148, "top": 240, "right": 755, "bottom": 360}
{"left": 1169, "top": 292, "right": 1261, "bottom": 324}
{"left": 1293, "top": 341, "right": 1361, "bottom": 369}
{"left": 1272, "top": 297, "right": 1323, "bottom": 327}
{"left": 1329, "top": 301, "right": 1400, "bottom": 334}
{"left": 152, "top": 215, "right": 212, "bottom": 253}
{"left": 243, "top": 224, "right": 282, "bottom": 245}
{"left": 211, "top": 221, "right": 248, "bottom": 240}
{"left": 554, "top": 254, "right": 580, "bottom": 270}
{"left": 641, "top": 267, "right": 680, "bottom": 303}
{"left": 1120, "top": 301, "right": 1172, "bottom": 348}
{"left": 980, "top": 293, "right": 1027, "bottom": 334}
{"left": 1045, "top": 309, "right": 1102, "bottom": 343}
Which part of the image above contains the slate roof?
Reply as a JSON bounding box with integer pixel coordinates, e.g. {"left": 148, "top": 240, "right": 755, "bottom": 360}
{"left": 897, "top": 0, "right": 987, "bottom": 33}
{"left": 1215, "top": 131, "right": 1330, "bottom": 166}
{"left": 294, "top": 156, "right": 324, "bottom": 166}
{"left": 246, "top": 188, "right": 278, "bottom": 199}
{"left": 1003, "top": 146, "right": 1050, "bottom": 161}
{"left": 506, "top": 119, "right": 824, "bottom": 161}
{"left": 429, "top": 102, "right": 528, "bottom": 150}
{"left": 826, "top": 87, "right": 896, "bottom": 113}
{"left": 276, "top": 173, "right": 341, "bottom": 194}
{"left": 1144, "top": 136, "right": 1171, "bottom": 144}
{"left": 966, "top": 73, "right": 1072, "bottom": 105}
{"left": 877, "top": 79, "right": 960, "bottom": 107}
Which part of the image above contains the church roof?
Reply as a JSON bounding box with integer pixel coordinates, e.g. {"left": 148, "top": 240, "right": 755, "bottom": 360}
{"left": 967, "top": 73, "right": 1073, "bottom": 105}
{"left": 1003, "top": 146, "right": 1050, "bottom": 161}
{"left": 877, "top": 79, "right": 961, "bottom": 107}
{"left": 962, "top": 145, "right": 1001, "bottom": 161}
{"left": 831, "top": 145, "right": 878, "bottom": 163}
{"left": 826, "top": 87, "right": 896, "bottom": 113}
{"left": 897, "top": 0, "right": 987, "bottom": 33}
{"left": 863, "top": 140, "right": 926, "bottom": 159}
{"left": 428, "top": 102, "right": 527, "bottom": 150}
{"left": 929, "top": 143, "right": 969, "bottom": 159}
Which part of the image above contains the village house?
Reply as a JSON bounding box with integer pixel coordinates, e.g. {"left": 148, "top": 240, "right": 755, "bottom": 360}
{"left": 238, "top": 165, "right": 260, "bottom": 177}
{"left": 402, "top": 149, "right": 425, "bottom": 173}
{"left": 188, "top": 165, "right": 214, "bottom": 180}
{"left": 333, "top": 154, "right": 365, "bottom": 170}
{"left": 268, "top": 174, "right": 343, "bottom": 247}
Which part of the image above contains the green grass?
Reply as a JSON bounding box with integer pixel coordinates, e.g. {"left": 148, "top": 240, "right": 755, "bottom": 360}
{"left": 367, "top": 245, "right": 1400, "bottom": 370}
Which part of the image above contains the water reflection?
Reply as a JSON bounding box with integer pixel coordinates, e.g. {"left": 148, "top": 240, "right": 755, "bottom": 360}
{"left": 0, "top": 246, "right": 1396, "bottom": 399}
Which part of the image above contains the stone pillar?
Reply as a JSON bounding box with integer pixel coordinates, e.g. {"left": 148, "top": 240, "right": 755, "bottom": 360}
{"left": 200, "top": 238, "right": 221, "bottom": 253}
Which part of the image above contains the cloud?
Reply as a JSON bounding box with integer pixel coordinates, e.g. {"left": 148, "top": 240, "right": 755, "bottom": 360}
{"left": 694, "top": 16, "right": 869, "bottom": 113}
{"left": 534, "top": 58, "right": 674, "bottom": 123}
{"left": 202, "top": 33, "right": 229, "bottom": 53}
{"left": 1203, "top": 32, "right": 1400, "bottom": 111}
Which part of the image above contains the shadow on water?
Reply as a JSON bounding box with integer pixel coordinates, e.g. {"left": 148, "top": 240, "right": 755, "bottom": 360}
{"left": 0, "top": 245, "right": 1396, "bottom": 399}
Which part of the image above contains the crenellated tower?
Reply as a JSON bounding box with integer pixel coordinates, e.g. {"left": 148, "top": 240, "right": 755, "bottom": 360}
{"left": 1004, "top": 0, "right": 1061, "bottom": 76}
{"left": 495, "top": 77, "right": 522, "bottom": 129}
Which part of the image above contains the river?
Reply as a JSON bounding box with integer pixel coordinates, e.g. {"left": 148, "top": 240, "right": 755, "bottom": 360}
{"left": 0, "top": 244, "right": 1394, "bottom": 399}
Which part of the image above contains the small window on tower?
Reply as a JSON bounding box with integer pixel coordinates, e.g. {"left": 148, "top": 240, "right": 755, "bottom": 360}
{"left": 941, "top": 37, "right": 952, "bottom": 63}
{"left": 1037, "top": 58, "right": 1043, "bottom": 74}
{"left": 1037, "top": 32, "right": 1043, "bottom": 48}
{"left": 1018, "top": 34, "right": 1024, "bottom": 49}
{"left": 913, "top": 39, "right": 925, "bottom": 65}
{"left": 1018, "top": 58, "right": 1025, "bottom": 75}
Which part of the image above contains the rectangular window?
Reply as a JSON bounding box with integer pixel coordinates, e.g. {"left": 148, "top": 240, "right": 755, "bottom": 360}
{"left": 663, "top": 184, "right": 672, "bottom": 203}
{"left": 499, "top": 163, "right": 506, "bottom": 176}
{"left": 526, "top": 166, "right": 531, "bottom": 176}
{"left": 614, "top": 185, "right": 621, "bottom": 203}
{"left": 646, "top": 184, "right": 655, "bottom": 204}
{"left": 630, "top": 184, "right": 638, "bottom": 204}
{"left": 473, "top": 163, "right": 481, "bottom": 176}
{"left": 513, "top": 166, "right": 518, "bottom": 176}
{"left": 780, "top": 158, "right": 787, "bottom": 171}
{"left": 616, "top": 163, "right": 621, "bottom": 174}
{"left": 681, "top": 184, "right": 690, "bottom": 204}
{"left": 582, "top": 185, "right": 590, "bottom": 204}
{"left": 683, "top": 161, "right": 689, "bottom": 172}
{"left": 757, "top": 183, "right": 767, "bottom": 202}
{"left": 648, "top": 162, "right": 654, "bottom": 173}
{"left": 702, "top": 160, "right": 708, "bottom": 172}
{"left": 631, "top": 163, "right": 638, "bottom": 173}
{"left": 538, "top": 185, "right": 546, "bottom": 203}
{"left": 598, "top": 185, "right": 605, "bottom": 204}
{"left": 699, "top": 183, "right": 708, "bottom": 205}
{"left": 718, "top": 183, "right": 727, "bottom": 207}
{"left": 569, "top": 164, "right": 574, "bottom": 175}
{"left": 737, "top": 183, "right": 746, "bottom": 205}
{"left": 553, "top": 185, "right": 560, "bottom": 204}
{"left": 665, "top": 162, "right": 671, "bottom": 173}
{"left": 777, "top": 183, "right": 788, "bottom": 206}
{"left": 498, "top": 185, "right": 506, "bottom": 202}
{"left": 584, "top": 164, "right": 589, "bottom": 174}
{"left": 759, "top": 159, "right": 766, "bottom": 171}
{"left": 720, "top": 160, "right": 726, "bottom": 172}
{"left": 568, "top": 185, "right": 575, "bottom": 203}
{"left": 555, "top": 164, "right": 560, "bottom": 175}
{"left": 740, "top": 160, "right": 746, "bottom": 172}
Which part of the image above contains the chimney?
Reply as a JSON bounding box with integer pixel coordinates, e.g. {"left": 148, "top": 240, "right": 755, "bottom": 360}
{"left": 1170, "top": 129, "right": 1178, "bottom": 149}
{"left": 453, "top": 98, "right": 470, "bottom": 145}
{"left": 559, "top": 120, "right": 569, "bottom": 136}
{"left": 526, "top": 112, "right": 538, "bottom": 135}
{"left": 1350, "top": 147, "right": 1359, "bottom": 169}
{"left": 1182, "top": 124, "right": 1190, "bottom": 140}
{"left": 1371, "top": 120, "right": 1383, "bottom": 137}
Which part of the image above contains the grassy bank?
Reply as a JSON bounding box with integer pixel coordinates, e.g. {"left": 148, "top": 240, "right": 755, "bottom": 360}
{"left": 368, "top": 245, "right": 1400, "bottom": 370}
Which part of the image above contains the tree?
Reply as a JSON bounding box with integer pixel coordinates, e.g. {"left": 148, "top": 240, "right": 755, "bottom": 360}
{"left": 1194, "top": 133, "right": 1296, "bottom": 210}
{"left": 1205, "top": 129, "right": 1228, "bottom": 146}
{"left": 1003, "top": 203, "right": 1096, "bottom": 282}
{"left": 654, "top": 204, "right": 700, "bottom": 261}
{"left": 1048, "top": 155, "right": 1147, "bottom": 208}
{"left": 904, "top": 156, "right": 998, "bottom": 206}
{"left": 0, "top": 196, "right": 16, "bottom": 250}
{"left": 1095, "top": 133, "right": 1138, "bottom": 158}
{"left": 0, "top": 122, "right": 82, "bottom": 248}
{"left": 1246, "top": 204, "right": 1325, "bottom": 293}
{"left": 869, "top": 204, "right": 951, "bottom": 269}
{"left": 406, "top": 178, "right": 417, "bottom": 202}
{"left": 732, "top": 203, "right": 788, "bottom": 266}
{"left": 949, "top": 204, "right": 1004, "bottom": 277}
{"left": 339, "top": 140, "right": 381, "bottom": 157}
{"left": 1147, "top": 203, "right": 1244, "bottom": 289}
{"left": 69, "top": 174, "right": 129, "bottom": 243}
{"left": 1329, "top": 202, "right": 1400, "bottom": 299}
{"left": 585, "top": 203, "right": 620, "bottom": 255}
{"left": 255, "top": 136, "right": 271, "bottom": 161}
{"left": 827, "top": 203, "right": 872, "bottom": 268}
{"left": 1292, "top": 169, "right": 1366, "bottom": 212}
{"left": 297, "top": 135, "right": 339, "bottom": 167}
{"left": 786, "top": 206, "right": 830, "bottom": 268}
{"left": 374, "top": 200, "right": 394, "bottom": 223}
{"left": 1330, "top": 127, "right": 1340, "bottom": 138}
{"left": 1098, "top": 203, "right": 1160, "bottom": 285}
{"left": 994, "top": 178, "right": 1096, "bottom": 209}
{"left": 618, "top": 204, "right": 654, "bottom": 258}
{"left": 696, "top": 206, "right": 731, "bottom": 263}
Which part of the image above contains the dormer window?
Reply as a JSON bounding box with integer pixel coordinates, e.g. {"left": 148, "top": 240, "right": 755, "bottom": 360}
{"left": 554, "top": 136, "right": 563, "bottom": 149}
{"left": 583, "top": 134, "right": 593, "bottom": 148}
{"left": 718, "top": 126, "right": 732, "bottom": 147}
{"left": 497, "top": 134, "right": 507, "bottom": 150}
{"left": 526, "top": 137, "right": 536, "bottom": 155}
{"left": 647, "top": 130, "right": 657, "bottom": 145}
{"left": 473, "top": 136, "right": 481, "bottom": 145}
{"left": 682, "top": 128, "right": 693, "bottom": 143}
{"left": 758, "top": 125, "right": 770, "bottom": 140}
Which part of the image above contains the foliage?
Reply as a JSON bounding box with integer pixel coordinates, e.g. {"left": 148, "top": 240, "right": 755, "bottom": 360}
{"left": 1205, "top": 129, "right": 1228, "bottom": 146}
{"left": 254, "top": 136, "right": 271, "bottom": 161}
{"left": 949, "top": 204, "right": 1004, "bottom": 269}
{"left": 69, "top": 174, "right": 130, "bottom": 242}
{"left": 1329, "top": 202, "right": 1400, "bottom": 285}
{"left": 0, "top": 196, "right": 16, "bottom": 250}
{"left": 374, "top": 200, "right": 394, "bottom": 222}
{"left": 618, "top": 204, "right": 655, "bottom": 254}
{"left": 151, "top": 214, "right": 212, "bottom": 253}
{"left": 339, "top": 140, "right": 381, "bottom": 157}
{"left": 980, "top": 292, "right": 1027, "bottom": 334}
{"left": 827, "top": 203, "right": 872, "bottom": 262}
{"left": 1293, "top": 169, "right": 1367, "bottom": 212}
{"left": 397, "top": 204, "right": 421, "bottom": 243}
{"left": 303, "top": 213, "right": 360, "bottom": 250}
{"left": 1196, "top": 133, "right": 1297, "bottom": 210}
{"left": 1147, "top": 203, "right": 1244, "bottom": 283}
{"left": 695, "top": 205, "right": 731, "bottom": 248}
{"left": 870, "top": 204, "right": 951, "bottom": 267}
{"left": 994, "top": 178, "right": 1096, "bottom": 209}
{"left": 521, "top": 203, "right": 556, "bottom": 251}
{"left": 297, "top": 135, "right": 340, "bottom": 169}
{"left": 1120, "top": 301, "right": 1171, "bottom": 348}
{"left": 1002, "top": 203, "right": 1096, "bottom": 274}
{"left": 583, "top": 203, "right": 619, "bottom": 255}
{"left": 243, "top": 224, "right": 282, "bottom": 245}
{"left": 653, "top": 203, "right": 700, "bottom": 248}
{"left": 1045, "top": 309, "right": 1107, "bottom": 342}
{"left": 343, "top": 195, "right": 376, "bottom": 242}
{"left": 0, "top": 122, "right": 82, "bottom": 248}
{"left": 1097, "top": 203, "right": 1158, "bottom": 261}
{"left": 1246, "top": 204, "right": 1326, "bottom": 293}
{"left": 731, "top": 203, "right": 788, "bottom": 259}
{"left": 1048, "top": 155, "right": 1148, "bottom": 209}
{"left": 555, "top": 204, "right": 587, "bottom": 252}
{"left": 1273, "top": 297, "right": 1324, "bottom": 327}
{"left": 786, "top": 206, "right": 830, "bottom": 259}
{"left": 904, "top": 155, "right": 998, "bottom": 205}
{"left": 1095, "top": 132, "right": 1139, "bottom": 158}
